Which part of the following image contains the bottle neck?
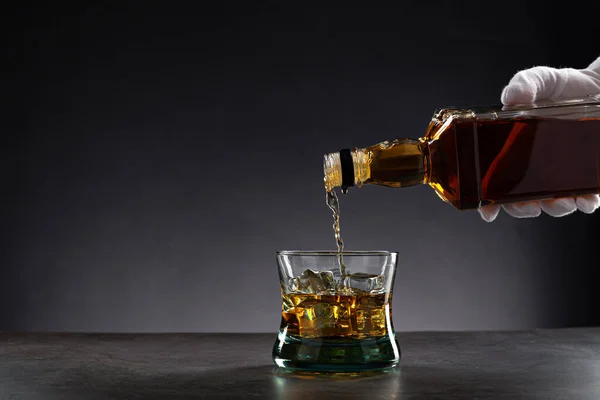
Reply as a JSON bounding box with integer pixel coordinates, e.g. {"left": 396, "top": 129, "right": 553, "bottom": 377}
{"left": 324, "top": 139, "right": 427, "bottom": 191}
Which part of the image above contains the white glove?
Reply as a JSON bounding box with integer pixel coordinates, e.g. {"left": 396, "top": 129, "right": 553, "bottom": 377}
{"left": 478, "top": 56, "right": 600, "bottom": 223}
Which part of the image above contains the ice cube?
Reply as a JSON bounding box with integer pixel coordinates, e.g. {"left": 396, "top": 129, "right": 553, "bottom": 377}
{"left": 295, "top": 298, "right": 351, "bottom": 337}
{"left": 349, "top": 272, "right": 385, "bottom": 293}
{"left": 290, "top": 269, "right": 335, "bottom": 294}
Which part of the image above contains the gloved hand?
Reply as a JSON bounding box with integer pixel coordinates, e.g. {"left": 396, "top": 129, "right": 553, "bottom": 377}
{"left": 478, "top": 56, "right": 600, "bottom": 223}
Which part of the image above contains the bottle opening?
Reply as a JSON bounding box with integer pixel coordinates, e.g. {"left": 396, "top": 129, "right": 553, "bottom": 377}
{"left": 323, "top": 152, "right": 343, "bottom": 191}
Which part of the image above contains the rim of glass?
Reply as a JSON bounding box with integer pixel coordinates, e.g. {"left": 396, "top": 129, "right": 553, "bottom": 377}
{"left": 276, "top": 250, "right": 397, "bottom": 257}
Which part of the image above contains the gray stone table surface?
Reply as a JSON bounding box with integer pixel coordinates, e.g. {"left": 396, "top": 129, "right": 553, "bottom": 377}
{"left": 2, "top": 329, "right": 600, "bottom": 399}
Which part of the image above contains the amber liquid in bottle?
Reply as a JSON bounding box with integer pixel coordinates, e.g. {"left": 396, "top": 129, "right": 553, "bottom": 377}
{"left": 324, "top": 96, "right": 600, "bottom": 210}
{"left": 425, "top": 117, "right": 600, "bottom": 209}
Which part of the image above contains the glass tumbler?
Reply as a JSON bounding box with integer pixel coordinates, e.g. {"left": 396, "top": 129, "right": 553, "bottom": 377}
{"left": 272, "top": 251, "right": 400, "bottom": 372}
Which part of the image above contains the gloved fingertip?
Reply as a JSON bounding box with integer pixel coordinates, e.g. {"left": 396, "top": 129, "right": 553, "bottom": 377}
{"left": 502, "top": 201, "right": 542, "bottom": 218}
{"left": 478, "top": 205, "right": 501, "bottom": 222}
{"left": 575, "top": 194, "right": 600, "bottom": 214}
{"left": 540, "top": 198, "right": 577, "bottom": 217}
{"left": 501, "top": 83, "right": 536, "bottom": 105}
{"left": 586, "top": 55, "right": 600, "bottom": 74}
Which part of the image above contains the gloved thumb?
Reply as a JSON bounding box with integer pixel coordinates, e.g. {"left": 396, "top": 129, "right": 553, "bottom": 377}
{"left": 501, "top": 56, "right": 600, "bottom": 105}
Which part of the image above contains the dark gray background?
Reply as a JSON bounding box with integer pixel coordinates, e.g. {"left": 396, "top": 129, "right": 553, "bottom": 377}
{"left": 3, "top": 2, "right": 599, "bottom": 333}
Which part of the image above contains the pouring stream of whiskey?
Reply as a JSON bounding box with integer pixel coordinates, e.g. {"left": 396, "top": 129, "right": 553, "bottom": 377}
{"left": 326, "top": 189, "right": 347, "bottom": 278}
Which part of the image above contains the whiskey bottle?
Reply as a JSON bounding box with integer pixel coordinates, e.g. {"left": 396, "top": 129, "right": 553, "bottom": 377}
{"left": 323, "top": 95, "right": 600, "bottom": 210}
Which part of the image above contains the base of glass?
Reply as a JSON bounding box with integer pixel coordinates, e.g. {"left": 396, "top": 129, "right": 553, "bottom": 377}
{"left": 272, "top": 332, "right": 401, "bottom": 372}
